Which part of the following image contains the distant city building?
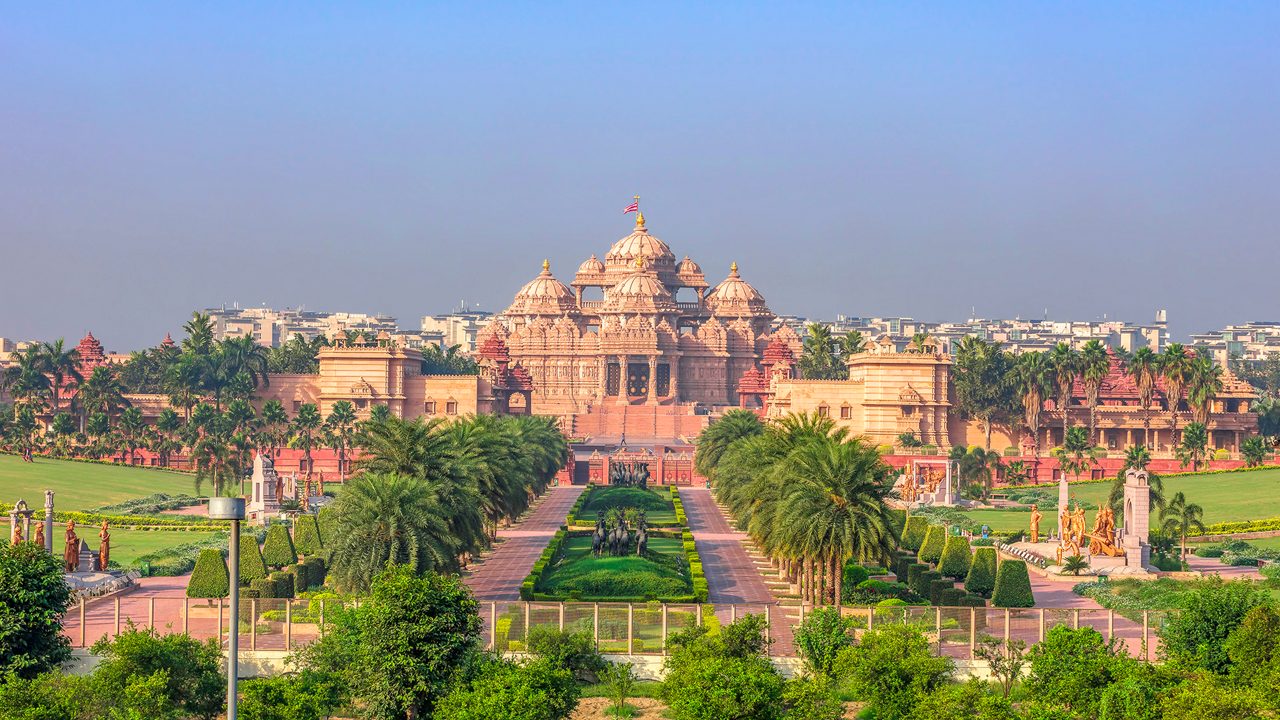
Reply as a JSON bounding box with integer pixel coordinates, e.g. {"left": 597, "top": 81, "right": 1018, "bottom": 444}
{"left": 807, "top": 310, "right": 1168, "bottom": 355}
{"left": 1189, "top": 321, "right": 1280, "bottom": 365}
{"left": 420, "top": 307, "right": 494, "bottom": 353}
{"left": 203, "top": 306, "right": 399, "bottom": 347}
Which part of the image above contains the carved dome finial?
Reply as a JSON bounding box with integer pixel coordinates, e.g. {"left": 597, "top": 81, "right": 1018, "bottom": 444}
{"left": 542, "top": 258, "right": 550, "bottom": 273}
{"left": 730, "top": 261, "right": 739, "bottom": 275}
{"left": 636, "top": 210, "right": 645, "bottom": 228}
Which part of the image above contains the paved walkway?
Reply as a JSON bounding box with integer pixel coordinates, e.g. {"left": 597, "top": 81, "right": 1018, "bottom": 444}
{"left": 463, "top": 486, "right": 583, "bottom": 601}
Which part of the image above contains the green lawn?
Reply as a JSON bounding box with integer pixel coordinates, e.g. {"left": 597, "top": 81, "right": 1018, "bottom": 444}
{"left": 0, "top": 454, "right": 238, "bottom": 512}
{"left": 574, "top": 486, "right": 678, "bottom": 524}
{"left": 966, "top": 468, "right": 1280, "bottom": 532}
{"left": 537, "top": 536, "right": 691, "bottom": 599}
{"left": 49, "top": 527, "right": 223, "bottom": 569}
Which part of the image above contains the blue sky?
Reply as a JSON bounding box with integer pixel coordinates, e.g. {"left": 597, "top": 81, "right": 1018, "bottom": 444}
{"left": 3, "top": 3, "right": 1278, "bottom": 350}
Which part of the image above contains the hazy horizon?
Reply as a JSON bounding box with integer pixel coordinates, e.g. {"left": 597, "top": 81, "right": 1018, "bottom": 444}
{"left": 4, "top": 3, "right": 1279, "bottom": 350}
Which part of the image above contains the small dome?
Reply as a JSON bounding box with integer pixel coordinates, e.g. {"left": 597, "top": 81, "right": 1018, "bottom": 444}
{"left": 706, "top": 262, "right": 771, "bottom": 317}
{"left": 508, "top": 260, "right": 577, "bottom": 315}
{"left": 577, "top": 254, "right": 604, "bottom": 274}
{"left": 677, "top": 256, "right": 703, "bottom": 275}
{"left": 602, "top": 260, "right": 677, "bottom": 314}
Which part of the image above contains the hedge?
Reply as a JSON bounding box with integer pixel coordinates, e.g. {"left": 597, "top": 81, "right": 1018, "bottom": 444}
{"left": 249, "top": 577, "right": 276, "bottom": 599}
{"left": 684, "top": 529, "right": 709, "bottom": 602}
{"left": 302, "top": 556, "right": 326, "bottom": 589}
{"left": 912, "top": 569, "right": 941, "bottom": 599}
{"left": 991, "top": 559, "right": 1035, "bottom": 608}
{"left": 928, "top": 578, "right": 954, "bottom": 605}
{"left": 938, "top": 536, "right": 973, "bottom": 579}
{"left": 1191, "top": 517, "right": 1280, "bottom": 537}
{"left": 53, "top": 510, "right": 227, "bottom": 531}
{"left": 186, "top": 549, "right": 229, "bottom": 598}
{"left": 239, "top": 534, "right": 268, "bottom": 585}
{"left": 262, "top": 523, "right": 298, "bottom": 568}
{"left": 936, "top": 587, "right": 966, "bottom": 606}
{"left": 906, "top": 564, "right": 929, "bottom": 596}
{"left": 271, "top": 570, "right": 296, "bottom": 599}
{"left": 294, "top": 514, "right": 323, "bottom": 556}
{"left": 901, "top": 516, "right": 927, "bottom": 552}
{"left": 894, "top": 556, "right": 913, "bottom": 584}
{"left": 965, "top": 548, "right": 998, "bottom": 598}
{"left": 672, "top": 487, "right": 688, "bottom": 526}
{"left": 918, "top": 525, "right": 946, "bottom": 565}
{"left": 520, "top": 529, "right": 568, "bottom": 600}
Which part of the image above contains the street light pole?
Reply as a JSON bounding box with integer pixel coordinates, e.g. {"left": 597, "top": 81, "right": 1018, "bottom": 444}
{"left": 209, "top": 496, "right": 246, "bottom": 720}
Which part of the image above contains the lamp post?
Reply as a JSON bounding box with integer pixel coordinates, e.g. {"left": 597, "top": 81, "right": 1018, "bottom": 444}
{"left": 208, "top": 496, "right": 245, "bottom": 720}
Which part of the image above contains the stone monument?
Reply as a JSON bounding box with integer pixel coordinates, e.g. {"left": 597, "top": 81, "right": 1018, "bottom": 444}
{"left": 1121, "top": 468, "right": 1153, "bottom": 569}
{"left": 43, "top": 490, "right": 54, "bottom": 553}
{"left": 246, "top": 452, "right": 282, "bottom": 526}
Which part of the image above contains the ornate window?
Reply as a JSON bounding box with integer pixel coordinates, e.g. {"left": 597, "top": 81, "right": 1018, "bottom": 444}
{"left": 425, "top": 401, "right": 436, "bottom": 414}
{"left": 817, "top": 404, "right": 829, "bottom": 418}
{"left": 840, "top": 405, "right": 852, "bottom": 420}
{"left": 446, "top": 401, "right": 458, "bottom": 415}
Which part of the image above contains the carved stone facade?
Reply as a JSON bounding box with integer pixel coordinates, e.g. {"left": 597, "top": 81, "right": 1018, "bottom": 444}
{"left": 486, "top": 214, "right": 800, "bottom": 423}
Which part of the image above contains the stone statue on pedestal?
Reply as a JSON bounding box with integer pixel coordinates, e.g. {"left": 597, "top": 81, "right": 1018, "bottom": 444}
{"left": 98, "top": 521, "right": 111, "bottom": 569}
{"left": 63, "top": 521, "right": 79, "bottom": 573}
{"left": 1029, "top": 504, "right": 1042, "bottom": 544}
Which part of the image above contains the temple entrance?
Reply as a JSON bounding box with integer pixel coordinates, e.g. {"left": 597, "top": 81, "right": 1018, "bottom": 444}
{"left": 605, "top": 363, "right": 621, "bottom": 396}
{"left": 656, "top": 364, "right": 670, "bottom": 397}
{"left": 627, "top": 363, "right": 650, "bottom": 397}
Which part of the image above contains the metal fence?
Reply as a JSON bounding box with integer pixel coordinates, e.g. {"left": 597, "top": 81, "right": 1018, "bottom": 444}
{"left": 64, "top": 596, "right": 1165, "bottom": 661}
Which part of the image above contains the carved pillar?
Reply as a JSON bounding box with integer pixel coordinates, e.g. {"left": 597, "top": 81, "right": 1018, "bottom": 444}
{"left": 647, "top": 356, "right": 658, "bottom": 404}
{"left": 670, "top": 358, "right": 680, "bottom": 402}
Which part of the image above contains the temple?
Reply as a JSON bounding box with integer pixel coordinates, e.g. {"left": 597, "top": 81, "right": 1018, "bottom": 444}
{"left": 482, "top": 212, "right": 800, "bottom": 442}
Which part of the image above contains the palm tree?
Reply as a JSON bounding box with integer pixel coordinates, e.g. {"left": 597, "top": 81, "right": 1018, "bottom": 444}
{"left": 77, "top": 366, "right": 129, "bottom": 428}
{"left": 694, "top": 409, "right": 765, "bottom": 480}
{"left": 1161, "top": 343, "right": 1194, "bottom": 446}
{"left": 1160, "top": 492, "right": 1205, "bottom": 564}
{"left": 48, "top": 413, "right": 77, "bottom": 458}
{"left": 1241, "top": 436, "right": 1270, "bottom": 468}
{"left": 1175, "top": 422, "right": 1210, "bottom": 471}
{"left": 1107, "top": 444, "right": 1165, "bottom": 517}
{"left": 1078, "top": 340, "right": 1111, "bottom": 446}
{"left": 777, "top": 435, "right": 896, "bottom": 607}
{"left": 84, "top": 412, "right": 115, "bottom": 459}
{"left": 839, "top": 331, "right": 867, "bottom": 361}
{"left": 204, "top": 336, "right": 270, "bottom": 410}
{"left": 1126, "top": 348, "right": 1160, "bottom": 446}
{"left": 151, "top": 409, "right": 184, "bottom": 468}
{"left": 189, "top": 403, "right": 235, "bottom": 496}
{"left": 798, "top": 323, "right": 841, "bottom": 379}
{"left": 1187, "top": 358, "right": 1224, "bottom": 427}
{"left": 40, "top": 339, "right": 82, "bottom": 415}
{"left": 1061, "top": 555, "right": 1089, "bottom": 576}
{"left": 325, "top": 400, "right": 358, "bottom": 481}
{"left": 164, "top": 356, "right": 205, "bottom": 422}
{"left": 908, "top": 332, "right": 932, "bottom": 354}
{"left": 181, "top": 312, "right": 216, "bottom": 355}
{"left": 290, "top": 403, "right": 323, "bottom": 474}
{"left": 257, "top": 399, "right": 290, "bottom": 457}
{"left": 2, "top": 345, "right": 53, "bottom": 418}
{"left": 115, "top": 407, "right": 148, "bottom": 465}
{"left": 1014, "top": 352, "right": 1052, "bottom": 458}
{"left": 954, "top": 447, "right": 1004, "bottom": 501}
{"left": 1048, "top": 343, "right": 1078, "bottom": 444}
{"left": 326, "top": 472, "right": 459, "bottom": 593}
{"left": 1051, "top": 426, "right": 1102, "bottom": 540}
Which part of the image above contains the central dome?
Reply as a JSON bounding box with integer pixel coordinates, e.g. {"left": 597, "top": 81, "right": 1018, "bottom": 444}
{"left": 605, "top": 214, "right": 677, "bottom": 278}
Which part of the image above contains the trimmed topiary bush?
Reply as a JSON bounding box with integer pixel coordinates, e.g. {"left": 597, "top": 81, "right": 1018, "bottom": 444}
{"left": 936, "top": 587, "right": 966, "bottom": 606}
{"left": 302, "top": 556, "right": 326, "bottom": 589}
{"left": 965, "top": 547, "right": 998, "bottom": 598}
{"left": 918, "top": 525, "right": 945, "bottom": 565}
{"left": 906, "top": 564, "right": 929, "bottom": 596}
{"left": 894, "top": 556, "right": 913, "bottom": 584}
{"left": 901, "top": 516, "right": 927, "bottom": 552}
{"left": 239, "top": 535, "right": 268, "bottom": 586}
{"left": 293, "top": 514, "right": 323, "bottom": 557}
{"left": 186, "top": 549, "right": 229, "bottom": 599}
{"left": 913, "top": 570, "right": 942, "bottom": 599}
{"left": 249, "top": 578, "right": 276, "bottom": 599}
{"left": 261, "top": 523, "right": 298, "bottom": 568}
{"left": 271, "top": 570, "right": 296, "bottom": 599}
{"left": 991, "top": 559, "right": 1035, "bottom": 608}
{"left": 928, "top": 578, "right": 954, "bottom": 605}
{"left": 938, "top": 536, "right": 973, "bottom": 579}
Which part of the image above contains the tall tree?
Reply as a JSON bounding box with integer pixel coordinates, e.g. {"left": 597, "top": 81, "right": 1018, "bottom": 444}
{"left": 76, "top": 366, "right": 129, "bottom": 428}
{"left": 1188, "top": 357, "right": 1224, "bottom": 426}
{"left": 1160, "top": 491, "right": 1205, "bottom": 563}
{"left": 1014, "top": 351, "right": 1052, "bottom": 457}
{"left": 151, "top": 408, "right": 184, "bottom": 468}
{"left": 1078, "top": 340, "right": 1111, "bottom": 446}
{"left": 257, "top": 399, "right": 290, "bottom": 457}
{"left": 290, "top": 403, "right": 323, "bottom": 474}
{"left": 838, "top": 330, "right": 867, "bottom": 361}
{"left": 1, "top": 346, "right": 52, "bottom": 418}
{"left": 115, "top": 407, "right": 148, "bottom": 465}
{"left": 694, "top": 409, "right": 765, "bottom": 480}
{"left": 1161, "top": 343, "right": 1194, "bottom": 446}
{"left": 952, "top": 336, "right": 1017, "bottom": 450}
{"left": 797, "top": 323, "right": 843, "bottom": 380}
{"left": 1048, "top": 343, "right": 1079, "bottom": 442}
{"left": 325, "top": 400, "right": 358, "bottom": 481}
{"left": 1126, "top": 347, "right": 1161, "bottom": 447}
{"left": 40, "top": 339, "right": 82, "bottom": 415}
{"left": 1175, "top": 421, "right": 1210, "bottom": 471}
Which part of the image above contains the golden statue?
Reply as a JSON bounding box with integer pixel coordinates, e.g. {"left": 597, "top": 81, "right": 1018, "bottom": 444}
{"left": 10, "top": 520, "right": 23, "bottom": 546}
{"left": 1088, "top": 506, "right": 1124, "bottom": 557}
{"left": 98, "top": 520, "right": 111, "bottom": 570}
{"left": 317, "top": 470, "right": 325, "bottom": 496}
{"left": 1070, "top": 503, "right": 1088, "bottom": 549}
{"left": 1029, "top": 504, "right": 1042, "bottom": 544}
{"left": 34, "top": 521, "right": 44, "bottom": 548}
{"left": 63, "top": 520, "right": 79, "bottom": 573}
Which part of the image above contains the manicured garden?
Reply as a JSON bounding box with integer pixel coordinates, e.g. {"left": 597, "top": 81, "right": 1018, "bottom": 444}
{"left": 571, "top": 485, "right": 680, "bottom": 526}
{"left": 0, "top": 454, "right": 222, "bottom": 512}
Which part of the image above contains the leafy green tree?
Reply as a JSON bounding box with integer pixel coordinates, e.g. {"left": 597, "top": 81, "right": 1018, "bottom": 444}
{"left": 266, "top": 333, "right": 329, "bottom": 374}
{"left": 954, "top": 446, "right": 1003, "bottom": 501}
{"left": 325, "top": 400, "right": 358, "bottom": 480}
{"left": 1159, "top": 491, "right": 1205, "bottom": 562}
{"left": 599, "top": 661, "right": 637, "bottom": 720}
{"left": 1015, "top": 351, "right": 1053, "bottom": 457}
{"left": 1158, "top": 576, "right": 1269, "bottom": 673}
{"left": 1188, "top": 357, "right": 1224, "bottom": 426}
{"left": 435, "top": 657, "right": 578, "bottom": 720}
{"left": 151, "top": 408, "right": 184, "bottom": 468}
{"left": 835, "top": 624, "right": 952, "bottom": 720}
{"left": 1223, "top": 604, "right": 1280, "bottom": 685}
{"left": 0, "top": 542, "right": 72, "bottom": 677}
{"left": 90, "top": 626, "right": 224, "bottom": 720}
{"left": 526, "top": 627, "right": 606, "bottom": 683}
{"left": 1025, "top": 626, "right": 1132, "bottom": 718}
{"left": 661, "top": 616, "right": 785, "bottom": 720}
{"left": 1078, "top": 340, "right": 1111, "bottom": 445}
{"left": 906, "top": 678, "right": 1018, "bottom": 720}
{"left": 1161, "top": 343, "right": 1194, "bottom": 444}
{"left": 1255, "top": 396, "right": 1280, "bottom": 442}
{"left": 694, "top": 409, "right": 765, "bottom": 479}
{"left": 797, "top": 323, "right": 844, "bottom": 380}
{"left": 40, "top": 338, "right": 82, "bottom": 415}
{"left": 1174, "top": 422, "right": 1210, "bottom": 471}
{"left": 1048, "top": 342, "right": 1079, "bottom": 437}
{"left": 990, "top": 559, "right": 1034, "bottom": 608}
{"left": 1107, "top": 445, "right": 1165, "bottom": 518}
{"left": 781, "top": 675, "right": 845, "bottom": 720}
{"left": 953, "top": 337, "right": 1018, "bottom": 450}
{"left": 421, "top": 344, "right": 480, "bottom": 375}
{"left": 0, "top": 670, "right": 93, "bottom": 719}
{"left": 901, "top": 515, "right": 927, "bottom": 552}
{"left": 301, "top": 566, "right": 481, "bottom": 720}
{"left": 239, "top": 670, "right": 345, "bottom": 720}
{"left": 1240, "top": 435, "right": 1271, "bottom": 467}
{"left": 1157, "top": 674, "right": 1274, "bottom": 720}
{"left": 77, "top": 365, "right": 130, "bottom": 428}
{"left": 1052, "top": 426, "right": 1102, "bottom": 483}
{"left": 964, "top": 547, "right": 998, "bottom": 597}
{"left": 793, "top": 606, "right": 857, "bottom": 677}
{"left": 1061, "top": 555, "right": 1089, "bottom": 576}
{"left": 1126, "top": 347, "right": 1162, "bottom": 448}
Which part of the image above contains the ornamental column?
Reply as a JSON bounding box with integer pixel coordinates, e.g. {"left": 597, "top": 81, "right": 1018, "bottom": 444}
{"left": 647, "top": 356, "right": 658, "bottom": 405}
{"left": 669, "top": 358, "right": 680, "bottom": 402}
{"left": 597, "top": 355, "right": 607, "bottom": 399}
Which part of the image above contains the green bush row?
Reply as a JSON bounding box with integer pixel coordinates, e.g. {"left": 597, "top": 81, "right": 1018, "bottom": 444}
{"left": 54, "top": 510, "right": 228, "bottom": 530}
{"left": 672, "top": 487, "right": 688, "bottom": 526}
{"left": 683, "top": 529, "right": 709, "bottom": 602}
{"left": 1191, "top": 517, "right": 1280, "bottom": 537}
{"left": 520, "top": 529, "right": 569, "bottom": 601}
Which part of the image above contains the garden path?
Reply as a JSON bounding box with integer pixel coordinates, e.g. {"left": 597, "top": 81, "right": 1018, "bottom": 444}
{"left": 463, "top": 486, "right": 584, "bottom": 602}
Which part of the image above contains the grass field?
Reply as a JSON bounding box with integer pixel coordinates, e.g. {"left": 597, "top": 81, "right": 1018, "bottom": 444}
{"left": 0, "top": 454, "right": 240, "bottom": 512}
{"left": 537, "top": 536, "right": 691, "bottom": 599}
{"left": 46, "top": 527, "right": 222, "bottom": 569}
{"left": 961, "top": 468, "right": 1280, "bottom": 533}
{"left": 574, "top": 486, "right": 678, "bottom": 524}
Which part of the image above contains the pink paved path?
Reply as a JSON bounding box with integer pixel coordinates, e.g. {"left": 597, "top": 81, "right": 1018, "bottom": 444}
{"left": 463, "top": 486, "right": 583, "bottom": 601}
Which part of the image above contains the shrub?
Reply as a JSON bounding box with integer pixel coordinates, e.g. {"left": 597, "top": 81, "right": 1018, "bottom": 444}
{"left": 906, "top": 678, "right": 1017, "bottom": 720}
{"left": 435, "top": 657, "right": 578, "bottom": 720}
{"left": 239, "top": 669, "right": 345, "bottom": 720}
{"left": 0, "top": 542, "right": 73, "bottom": 677}
{"left": 843, "top": 562, "right": 870, "bottom": 588}
{"left": 913, "top": 570, "right": 942, "bottom": 599}
{"left": 271, "top": 570, "right": 296, "bottom": 599}
{"left": 294, "top": 514, "right": 324, "bottom": 557}
{"left": 928, "top": 578, "right": 954, "bottom": 605}
{"left": 938, "top": 537, "right": 973, "bottom": 579}
{"left": 250, "top": 578, "right": 276, "bottom": 599}
{"left": 1224, "top": 605, "right": 1280, "bottom": 684}
{"left": 302, "top": 557, "right": 326, "bottom": 589}
{"left": 262, "top": 523, "right": 298, "bottom": 568}
{"left": 239, "top": 535, "right": 268, "bottom": 585}
{"left": 936, "top": 587, "right": 965, "bottom": 606}
{"left": 902, "top": 516, "right": 927, "bottom": 552}
{"left": 835, "top": 624, "right": 952, "bottom": 719}
{"left": 965, "top": 548, "right": 998, "bottom": 598}
{"left": 1025, "top": 626, "right": 1132, "bottom": 718}
{"left": 906, "top": 564, "right": 929, "bottom": 595}
{"left": 894, "top": 555, "right": 913, "bottom": 583}
{"left": 991, "top": 560, "right": 1034, "bottom": 608}
{"left": 662, "top": 649, "right": 784, "bottom": 720}
{"left": 1158, "top": 576, "right": 1269, "bottom": 673}
{"left": 781, "top": 675, "right": 845, "bottom": 720}
{"left": 186, "top": 548, "right": 229, "bottom": 599}
{"left": 794, "top": 607, "right": 858, "bottom": 677}
{"left": 526, "top": 627, "right": 606, "bottom": 682}
{"left": 918, "top": 525, "right": 945, "bottom": 565}
{"left": 90, "top": 625, "right": 225, "bottom": 720}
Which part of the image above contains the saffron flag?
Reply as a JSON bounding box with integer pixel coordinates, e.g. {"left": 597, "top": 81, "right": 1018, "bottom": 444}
{"left": 622, "top": 201, "right": 639, "bottom": 214}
